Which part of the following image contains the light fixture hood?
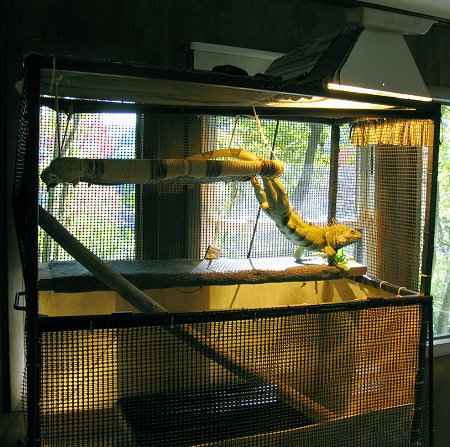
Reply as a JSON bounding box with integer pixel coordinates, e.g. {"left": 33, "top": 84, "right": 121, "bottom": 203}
{"left": 264, "top": 8, "right": 435, "bottom": 102}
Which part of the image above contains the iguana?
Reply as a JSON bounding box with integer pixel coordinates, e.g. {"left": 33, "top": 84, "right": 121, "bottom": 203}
{"left": 251, "top": 176, "right": 361, "bottom": 265}
{"left": 188, "top": 149, "right": 362, "bottom": 265}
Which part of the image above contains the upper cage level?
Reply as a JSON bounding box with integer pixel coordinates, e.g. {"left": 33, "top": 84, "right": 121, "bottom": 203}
{"left": 13, "top": 54, "right": 439, "bottom": 304}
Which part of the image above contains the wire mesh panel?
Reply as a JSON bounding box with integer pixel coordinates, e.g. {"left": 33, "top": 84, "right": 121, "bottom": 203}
{"left": 12, "top": 66, "right": 38, "bottom": 288}
{"left": 337, "top": 119, "right": 432, "bottom": 291}
{"left": 130, "top": 113, "right": 331, "bottom": 260}
{"left": 198, "top": 116, "right": 331, "bottom": 259}
{"left": 139, "top": 113, "right": 203, "bottom": 259}
{"left": 38, "top": 108, "right": 138, "bottom": 262}
{"left": 37, "top": 299, "right": 430, "bottom": 447}
{"left": 37, "top": 109, "right": 433, "bottom": 293}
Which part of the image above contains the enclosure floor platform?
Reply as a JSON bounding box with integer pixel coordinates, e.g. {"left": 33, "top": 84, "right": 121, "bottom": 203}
{"left": 38, "top": 258, "right": 343, "bottom": 292}
{"left": 117, "top": 385, "right": 311, "bottom": 446}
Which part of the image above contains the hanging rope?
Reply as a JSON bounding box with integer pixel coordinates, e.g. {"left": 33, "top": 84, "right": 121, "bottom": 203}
{"left": 212, "top": 116, "right": 241, "bottom": 247}
{"left": 247, "top": 119, "right": 280, "bottom": 258}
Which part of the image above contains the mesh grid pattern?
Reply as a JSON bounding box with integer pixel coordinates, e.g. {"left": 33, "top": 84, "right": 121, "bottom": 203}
{"left": 37, "top": 110, "right": 432, "bottom": 292}
{"left": 137, "top": 114, "right": 330, "bottom": 260}
{"left": 39, "top": 108, "right": 137, "bottom": 261}
{"left": 12, "top": 69, "right": 36, "bottom": 283}
{"left": 139, "top": 113, "right": 203, "bottom": 259}
{"left": 199, "top": 117, "right": 330, "bottom": 259}
{"left": 337, "top": 123, "right": 429, "bottom": 290}
{"left": 37, "top": 300, "right": 430, "bottom": 446}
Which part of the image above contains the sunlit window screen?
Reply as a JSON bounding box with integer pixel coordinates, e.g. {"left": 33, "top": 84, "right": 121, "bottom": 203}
{"left": 335, "top": 125, "right": 359, "bottom": 261}
{"left": 432, "top": 106, "right": 450, "bottom": 335}
{"left": 199, "top": 116, "right": 331, "bottom": 259}
{"left": 38, "top": 108, "right": 137, "bottom": 262}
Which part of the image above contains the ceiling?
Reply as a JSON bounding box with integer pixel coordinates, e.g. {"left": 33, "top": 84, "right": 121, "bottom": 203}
{"left": 361, "top": 0, "right": 450, "bottom": 21}
{"left": 321, "top": 0, "right": 450, "bottom": 24}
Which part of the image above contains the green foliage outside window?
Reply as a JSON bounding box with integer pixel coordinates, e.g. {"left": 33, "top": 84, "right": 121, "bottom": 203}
{"left": 38, "top": 108, "right": 137, "bottom": 262}
{"left": 431, "top": 106, "right": 450, "bottom": 335}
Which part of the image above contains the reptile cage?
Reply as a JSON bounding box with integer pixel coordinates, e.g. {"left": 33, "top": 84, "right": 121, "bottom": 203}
{"left": 12, "top": 54, "right": 437, "bottom": 446}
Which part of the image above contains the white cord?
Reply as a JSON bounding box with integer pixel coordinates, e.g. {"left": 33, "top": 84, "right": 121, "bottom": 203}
{"left": 213, "top": 182, "right": 239, "bottom": 247}
{"left": 211, "top": 116, "right": 240, "bottom": 248}
{"left": 252, "top": 106, "right": 279, "bottom": 160}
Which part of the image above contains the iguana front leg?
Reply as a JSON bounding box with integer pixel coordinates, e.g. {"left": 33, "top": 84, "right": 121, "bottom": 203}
{"left": 250, "top": 177, "right": 290, "bottom": 223}
{"left": 324, "top": 232, "right": 337, "bottom": 257}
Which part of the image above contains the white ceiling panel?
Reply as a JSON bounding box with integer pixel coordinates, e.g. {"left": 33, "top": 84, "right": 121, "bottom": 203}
{"left": 359, "top": 0, "right": 450, "bottom": 21}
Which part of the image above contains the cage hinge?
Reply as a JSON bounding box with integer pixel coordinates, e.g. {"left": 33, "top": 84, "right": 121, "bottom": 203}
{"left": 14, "top": 291, "right": 27, "bottom": 311}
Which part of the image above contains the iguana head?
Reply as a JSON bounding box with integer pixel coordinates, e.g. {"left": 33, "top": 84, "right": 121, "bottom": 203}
{"left": 329, "top": 223, "right": 362, "bottom": 249}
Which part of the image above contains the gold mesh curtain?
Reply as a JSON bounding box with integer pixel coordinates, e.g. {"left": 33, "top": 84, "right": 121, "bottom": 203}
{"left": 351, "top": 120, "right": 434, "bottom": 148}
{"left": 351, "top": 119, "right": 433, "bottom": 291}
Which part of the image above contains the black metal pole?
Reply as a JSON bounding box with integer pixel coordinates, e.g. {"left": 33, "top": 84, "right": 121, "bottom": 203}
{"left": 24, "top": 54, "right": 42, "bottom": 447}
{"left": 420, "top": 105, "right": 441, "bottom": 296}
{"left": 328, "top": 124, "right": 340, "bottom": 223}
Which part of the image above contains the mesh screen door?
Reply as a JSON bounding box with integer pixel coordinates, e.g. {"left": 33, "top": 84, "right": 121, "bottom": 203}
{"left": 38, "top": 110, "right": 432, "bottom": 292}
{"left": 37, "top": 299, "right": 431, "bottom": 447}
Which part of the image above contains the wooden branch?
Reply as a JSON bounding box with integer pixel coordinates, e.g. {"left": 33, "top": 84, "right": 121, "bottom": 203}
{"left": 181, "top": 325, "right": 335, "bottom": 423}
{"left": 38, "top": 205, "right": 168, "bottom": 314}
{"left": 41, "top": 157, "right": 284, "bottom": 187}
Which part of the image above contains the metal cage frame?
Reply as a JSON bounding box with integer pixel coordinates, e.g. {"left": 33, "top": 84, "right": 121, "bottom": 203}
{"left": 12, "top": 54, "right": 439, "bottom": 446}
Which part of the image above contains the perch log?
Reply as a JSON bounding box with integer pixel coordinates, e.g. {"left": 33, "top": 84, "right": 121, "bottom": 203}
{"left": 38, "top": 205, "right": 168, "bottom": 314}
{"left": 41, "top": 157, "right": 284, "bottom": 187}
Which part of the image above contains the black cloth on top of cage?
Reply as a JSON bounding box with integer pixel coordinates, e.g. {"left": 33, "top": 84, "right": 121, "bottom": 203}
{"left": 41, "top": 156, "right": 284, "bottom": 187}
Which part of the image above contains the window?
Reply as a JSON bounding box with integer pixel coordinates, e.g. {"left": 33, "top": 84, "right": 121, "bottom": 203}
{"left": 38, "top": 111, "right": 335, "bottom": 262}
{"left": 39, "top": 107, "right": 137, "bottom": 262}
{"left": 38, "top": 107, "right": 434, "bottom": 307}
{"left": 431, "top": 105, "right": 450, "bottom": 336}
{"left": 199, "top": 116, "right": 332, "bottom": 259}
